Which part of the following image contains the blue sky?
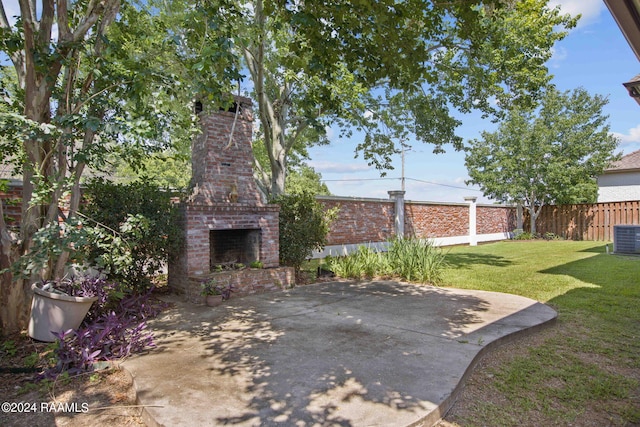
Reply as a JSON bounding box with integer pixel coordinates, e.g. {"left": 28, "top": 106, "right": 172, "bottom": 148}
{"left": 307, "top": 0, "right": 640, "bottom": 203}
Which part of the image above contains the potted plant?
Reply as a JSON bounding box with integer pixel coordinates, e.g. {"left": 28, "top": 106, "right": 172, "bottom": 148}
{"left": 249, "top": 260, "right": 264, "bottom": 269}
{"left": 28, "top": 280, "right": 100, "bottom": 342}
{"left": 201, "top": 279, "right": 235, "bottom": 307}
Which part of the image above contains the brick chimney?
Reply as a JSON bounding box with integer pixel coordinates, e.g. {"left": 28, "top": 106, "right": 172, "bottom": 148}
{"left": 189, "top": 96, "right": 263, "bottom": 205}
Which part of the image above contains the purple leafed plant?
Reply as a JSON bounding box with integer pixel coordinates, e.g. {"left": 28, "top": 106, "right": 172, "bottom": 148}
{"left": 49, "top": 277, "right": 119, "bottom": 323}
{"left": 43, "top": 277, "right": 166, "bottom": 379}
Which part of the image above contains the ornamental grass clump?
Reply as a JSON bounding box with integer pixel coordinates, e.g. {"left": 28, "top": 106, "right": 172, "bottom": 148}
{"left": 326, "top": 245, "right": 391, "bottom": 280}
{"left": 387, "top": 238, "right": 447, "bottom": 283}
{"left": 326, "top": 238, "right": 447, "bottom": 284}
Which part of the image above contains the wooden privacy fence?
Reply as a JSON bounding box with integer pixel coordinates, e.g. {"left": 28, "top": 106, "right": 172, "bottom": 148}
{"left": 528, "top": 201, "right": 640, "bottom": 241}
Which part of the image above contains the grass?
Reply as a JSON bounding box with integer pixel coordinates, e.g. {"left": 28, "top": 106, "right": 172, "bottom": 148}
{"left": 440, "top": 240, "right": 640, "bottom": 426}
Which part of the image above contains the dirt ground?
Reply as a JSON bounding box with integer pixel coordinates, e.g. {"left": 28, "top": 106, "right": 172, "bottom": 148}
{"left": 0, "top": 333, "right": 144, "bottom": 427}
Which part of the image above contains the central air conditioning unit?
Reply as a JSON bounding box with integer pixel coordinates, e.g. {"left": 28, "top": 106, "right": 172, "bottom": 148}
{"left": 613, "top": 225, "right": 640, "bottom": 254}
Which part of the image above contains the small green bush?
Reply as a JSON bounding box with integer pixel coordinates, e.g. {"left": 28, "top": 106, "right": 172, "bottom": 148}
{"left": 543, "top": 232, "right": 562, "bottom": 240}
{"left": 513, "top": 231, "right": 537, "bottom": 240}
{"left": 81, "top": 178, "right": 183, "bottom": 291}
{"left": 249, "top": 260, "right": 264, "bottom": 269}
{"left": 388, "top": 238, "right": 447, "bottom": 283}
{"left": 272, "top": 191, "right": 338, "bottom": 276}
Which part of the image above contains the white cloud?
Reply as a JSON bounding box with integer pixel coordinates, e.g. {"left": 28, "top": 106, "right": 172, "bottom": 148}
{"left": 612, "top": 125, "right": 640, "bottom": 145}
{"left": 453, "top": 176, "right": 468, "bottom": 185}
{"left": 324, "top": 126, "right": 334, "bottom": 140}
{"left": 548, "top": 0, "right": 604, "bottom": 27}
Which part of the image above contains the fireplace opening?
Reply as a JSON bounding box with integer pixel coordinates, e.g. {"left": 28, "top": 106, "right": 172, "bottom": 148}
{"left": 210, "top": 229, "right": 261, "bottom": 269}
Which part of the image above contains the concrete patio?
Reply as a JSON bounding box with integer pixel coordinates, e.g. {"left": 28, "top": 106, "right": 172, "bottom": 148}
{"left": 122, "top": 280, "right": 557, "bottom": 426}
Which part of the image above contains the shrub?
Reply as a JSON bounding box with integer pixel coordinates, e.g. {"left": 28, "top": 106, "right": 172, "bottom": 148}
{"left": 249, "top": 260, "right": 264, "bottom": 269}
{"left": 543, "top": 232, "right": 562, "bottom": 240}
{"left": 81, "top": 178, "right": 183, "bottom": 291}
{"left": 514, "top": 232, "right": 537, "bottom": 240}
{"left": 272, "top": 191, "right": 337, "bottom": 276}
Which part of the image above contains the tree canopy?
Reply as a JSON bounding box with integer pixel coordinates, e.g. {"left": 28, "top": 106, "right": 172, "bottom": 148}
{"left": 464, "top": 87, "right": 620, "bottom": 233}
{"left": 0, "top": 0, "right": 577, "bottom": 333}
{"left": 235, "top": 0, "right": 577, "bottom": 196}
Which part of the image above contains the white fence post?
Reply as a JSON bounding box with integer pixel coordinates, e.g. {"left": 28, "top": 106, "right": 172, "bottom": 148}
{"left": 388, "top": 190, "right": 406, "bottom": 239}
{"left": 464, "top": 196, "right": 478, "bottom": 246}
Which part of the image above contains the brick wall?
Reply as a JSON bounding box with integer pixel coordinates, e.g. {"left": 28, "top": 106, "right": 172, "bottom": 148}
{"left": 0, "top": 181, "right": 22, "bottom": 228}
{"left": 318, "top": 195, "right": 516, "bottom": 249}
{"left": 477, "top": 205, "right": 516, "bottom": 234}
{"left": 318, "top": 197, "right": 396, "bottom": 246}
{"left": 181, "top": 267, "right": 295, "bottom": 304}
{"left": 405, "top": 202, "right": 469, "bottom": 238}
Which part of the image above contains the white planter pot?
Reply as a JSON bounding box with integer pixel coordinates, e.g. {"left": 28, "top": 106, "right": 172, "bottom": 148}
{"left": 28, "top": 283, "right": 99, "bottom": 342}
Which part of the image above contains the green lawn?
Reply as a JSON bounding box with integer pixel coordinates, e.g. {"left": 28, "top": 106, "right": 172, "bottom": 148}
{"left": 440, "top": 240, "right": 640, "bottom": 426}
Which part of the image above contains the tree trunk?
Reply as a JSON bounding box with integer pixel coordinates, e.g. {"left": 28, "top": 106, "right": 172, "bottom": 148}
{"left": 0, "top": 200, "right": 27, "bottom": 336}
{"left": 529, "top": 206, "right": 536, "bottom": 235}
{"left": 527, "top": 203, "right": 543, "bottom": 235}
{"left": 0, "top": 0, "right": 122, "bottom": 335}
{"left": 516, "top": 201, "right": 523, "bottom": 230}
{"left": 242, "top": 0, "right": 292, "bottom": 198}
{"left": 270, "top": 151, "right": 286, "bottom": 197}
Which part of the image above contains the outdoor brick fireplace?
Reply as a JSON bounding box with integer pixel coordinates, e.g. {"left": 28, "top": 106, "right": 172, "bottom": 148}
{"left": 168, "top": 96, "right": 294, "bottom": 303}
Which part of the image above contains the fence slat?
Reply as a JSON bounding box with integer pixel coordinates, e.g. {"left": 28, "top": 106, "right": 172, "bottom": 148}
{"left": 525, "top": 201, "right": 640, "bottom": 241}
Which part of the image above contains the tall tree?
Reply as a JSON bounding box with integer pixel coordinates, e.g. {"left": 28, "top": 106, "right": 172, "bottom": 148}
{"left": 235, "top": 0, "right": 576, "bottom": 197}
{"left": 1, "top": 0, "right": 124, "bottom": 333}
{"left": 0, "top": 0, "right": 238, "bottom": 334}
{"left": 464, "top": 87, "right": 620, "bottom": 234}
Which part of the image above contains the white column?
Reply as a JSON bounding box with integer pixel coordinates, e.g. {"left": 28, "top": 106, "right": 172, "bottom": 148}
{"left": 464, "top": 196, "right": 478, "bottom": 246}
{"left": 388, "top": 191, "right": 406, "bottom": 239}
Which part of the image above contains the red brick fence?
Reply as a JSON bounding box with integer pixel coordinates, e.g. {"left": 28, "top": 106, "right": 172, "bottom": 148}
{"left": 315, "top": 192, "right": 515, "bottom": 257}
{"left": 316, "top": 195, "right": 640, "bottom": 257}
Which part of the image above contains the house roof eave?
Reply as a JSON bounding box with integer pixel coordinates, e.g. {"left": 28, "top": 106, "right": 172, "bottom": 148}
{"left": 604, "top": 0, "right": 640, "bottom": 62}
